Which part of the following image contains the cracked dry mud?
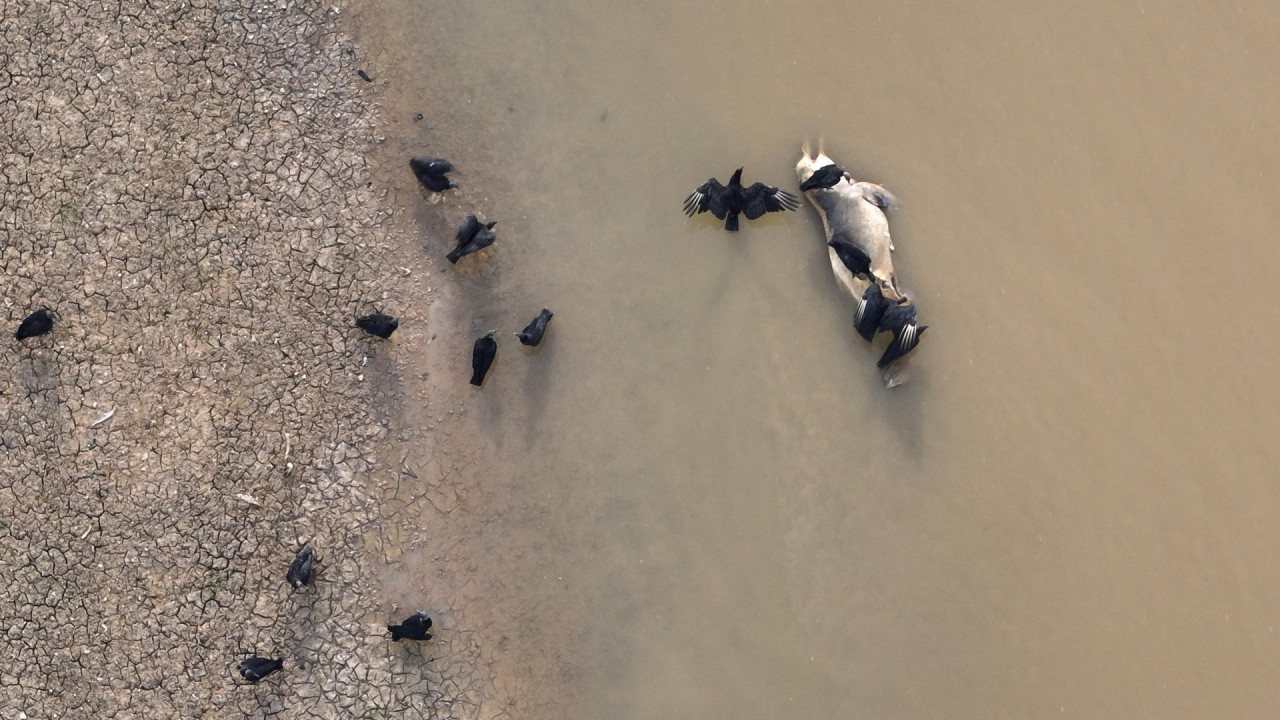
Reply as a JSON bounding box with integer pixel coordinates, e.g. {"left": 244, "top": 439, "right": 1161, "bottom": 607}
{"left": 0, "top": 0, "right": 484, "bottom": 717}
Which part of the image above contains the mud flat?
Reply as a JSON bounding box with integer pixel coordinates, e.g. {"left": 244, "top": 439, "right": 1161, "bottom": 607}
{"left": 334, "top": 1, "right": 591, "bottom": 716}
{"left": 0, "top": 0, "right": 487, "bottom": 717}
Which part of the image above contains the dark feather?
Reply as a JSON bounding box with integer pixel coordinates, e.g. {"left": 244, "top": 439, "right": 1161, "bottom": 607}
{"left": 388, "top": 612, "right": 433, "bottom": 641}
{"left": 447, "top": 222, "right": 497, "bottom": 264}
{"left": 877, "top": 299, "right": 917, "bottom": 334}
{"left": 454, "top": 214, "right": 482, "bottom": 245}
{"left": 515, "top": 308, "right": 553, "bottom": 346}
{"left": 15, "top": 308, "right": 55, "bottom": 341}
{"left": 238, "top": 657, "right": 283, "bottom": 683}
{"left": 356, "top": 313, "right": 399, "bottom": 339}
{"left": 740, "top": 183, "right": 800, "bottom": 220}
{"left": 853, "top": 284, "right": 891, "bottom": 342}
{"left": 828, "top": 239, "right": 873, "bottom": 279}
{"left": 799, "top": 163, "right": 848, "bottom": 192}
{"left": 471, "top": 331, "right": 497, "bottom": 386}
{"left": 409, "top": 156, "right": 457, "bottom": 192}
{"left": 286, "top": 545, "right": 314, "bottom": 589}
{"left": 683, "top": 178, "right": 730, "bottom": 220}
{"left": 876, "top": 300, "right": 926, "bottom": 368}
{"left": 685, "top": 168, "right": 798, "bottom": 230}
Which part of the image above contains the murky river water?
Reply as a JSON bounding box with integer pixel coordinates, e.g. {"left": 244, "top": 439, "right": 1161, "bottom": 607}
{"left": 349, "top": 1, "right": 1280, "bottom": 717}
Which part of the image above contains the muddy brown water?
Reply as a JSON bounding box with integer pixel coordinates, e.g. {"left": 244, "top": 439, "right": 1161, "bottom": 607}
{"left": 349, "top": 1, "right": 1280, "bottom": 718}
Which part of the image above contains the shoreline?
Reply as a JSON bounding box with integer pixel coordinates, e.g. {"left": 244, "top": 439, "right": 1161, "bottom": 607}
{"left": 341, "top": 0, "right": 584, "bottom": 716}
{"left": 338, "top": 0, "right": 597, "bottom": 716}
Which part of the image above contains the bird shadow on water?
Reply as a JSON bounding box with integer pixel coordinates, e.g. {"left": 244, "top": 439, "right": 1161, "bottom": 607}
{"left": 694, "top": 236, "right": 789, "bottom": 324}
{"left": 696, "top": 241, "right": 749, "bottom": 315}
{"left": 865, "top": 361, "right": 927, "bottom": 463}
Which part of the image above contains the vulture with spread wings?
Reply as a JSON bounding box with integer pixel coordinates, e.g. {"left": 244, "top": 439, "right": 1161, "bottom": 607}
{"left": 683, "top": 167, "right": 800, "bottom": 231}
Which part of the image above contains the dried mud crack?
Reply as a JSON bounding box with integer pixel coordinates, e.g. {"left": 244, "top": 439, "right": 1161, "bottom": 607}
{"left": 0, "top": 0, "right": 477, "bottom": 717}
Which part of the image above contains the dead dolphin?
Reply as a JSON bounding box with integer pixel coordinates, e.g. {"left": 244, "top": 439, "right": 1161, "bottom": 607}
{"left": 796, "top": 143, "right": 926, "bottom": 383}
{"left": 795, "top": 144, "right": 899, "bottom": 302}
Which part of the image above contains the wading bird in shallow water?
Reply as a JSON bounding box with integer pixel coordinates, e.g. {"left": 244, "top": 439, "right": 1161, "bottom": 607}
{"left": 388, "top": 612, "right": 433, "bottom": 641}
{"left": 447, "top": 214, "right": 497, "bottom": 264}
{"left": 683, "top": 167, "right": 800, "bottom": 231}
{"left": 286, "top": 545, "right": 314, "bottom": 589}
{"left": 356, "top": 313, "right": 399, "bottom": 339}
{"left": 238, "top": 657, "right": 283, "bottom": 683}
{"left": 515, "top": 308, "right": 553, "bottom": 346}
{"left": 471, "top": 330, "right": 497, "bottom": 386}
{"left": 409, "top": 157, "right": 457, "bottom": 193}
{"left": 14, "top": 308, "right": 55, "bottom": 341}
